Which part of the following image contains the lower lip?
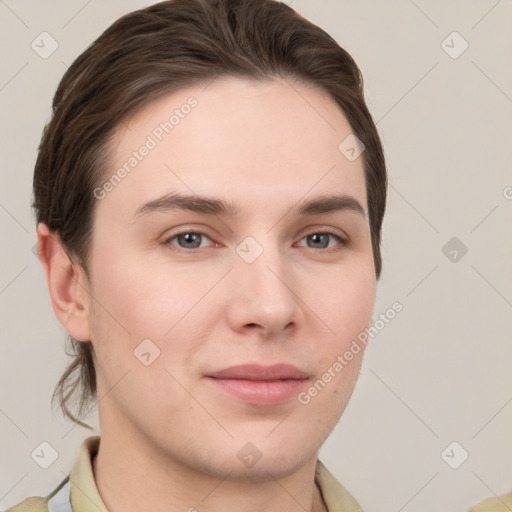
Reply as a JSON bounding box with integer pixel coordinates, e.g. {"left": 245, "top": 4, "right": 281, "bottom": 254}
{"left": 206, "top": 377, "right": 308, "bottom": 406}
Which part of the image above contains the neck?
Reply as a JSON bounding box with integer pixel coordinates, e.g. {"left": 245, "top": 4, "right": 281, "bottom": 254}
{"left": 92, "top": 430, "right": 327, "bottom": 512}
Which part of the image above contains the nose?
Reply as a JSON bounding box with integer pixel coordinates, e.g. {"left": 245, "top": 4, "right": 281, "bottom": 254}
{"left": 224, "top": 237, "right": 302, "bottom": 339}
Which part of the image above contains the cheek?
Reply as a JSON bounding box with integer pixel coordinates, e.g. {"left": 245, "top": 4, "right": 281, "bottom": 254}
{"left": 310, "top": 260, "right": 376, "bottom": 348}
{"left": 86, "top": 249, "right": 216, "bottom": 375}
{"left": 303, "top": 270, "right": 374, "bottom": 415}
{"left": 88, "top": 248, "right": 184, "bottom": 333}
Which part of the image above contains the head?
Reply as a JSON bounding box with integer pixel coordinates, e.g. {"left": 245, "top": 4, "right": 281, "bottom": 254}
{"left": 35, "top": 0, "right": 386, "bottom": 478}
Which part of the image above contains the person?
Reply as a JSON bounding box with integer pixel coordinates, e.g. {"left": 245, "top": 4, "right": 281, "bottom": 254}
{"left": 7, "top": 0, "right": 387, "bottom": 510}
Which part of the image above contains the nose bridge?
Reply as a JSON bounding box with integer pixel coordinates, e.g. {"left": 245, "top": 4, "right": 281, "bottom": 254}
{"left": 228, "top": 231, "right": 299, "bottom": 333}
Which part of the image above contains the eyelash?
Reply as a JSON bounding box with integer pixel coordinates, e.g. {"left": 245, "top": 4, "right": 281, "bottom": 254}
{"left": 163, "top": 229, "right": 349, "bottom": 254}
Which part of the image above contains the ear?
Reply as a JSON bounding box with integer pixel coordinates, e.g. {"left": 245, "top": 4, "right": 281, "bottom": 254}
{"left": 36, "top": 222, "right": 91, "bottom": 342}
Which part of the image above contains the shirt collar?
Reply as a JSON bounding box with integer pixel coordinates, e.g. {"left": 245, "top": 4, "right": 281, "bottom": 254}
{"left": 69, "top": 436, "right": 107, "bottom": 512}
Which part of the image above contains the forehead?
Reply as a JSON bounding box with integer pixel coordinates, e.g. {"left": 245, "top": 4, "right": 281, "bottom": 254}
{"left": 99, "top": 75, "right": 367, "bottom": 219}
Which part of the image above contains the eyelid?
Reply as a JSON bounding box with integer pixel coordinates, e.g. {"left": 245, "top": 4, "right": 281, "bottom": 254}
{"left": 297, "top": 224, "right": 349, "bottom": 242}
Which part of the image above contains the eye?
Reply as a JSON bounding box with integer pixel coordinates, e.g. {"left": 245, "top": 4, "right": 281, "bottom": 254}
{"left": 296, "top": 230, "right": 348, "bottom": 252}
{"left": 164, "top": 231, "right": 215, "bottom": 250}
{"left": 163, "top": 229, "right": 348, "bottom": 252}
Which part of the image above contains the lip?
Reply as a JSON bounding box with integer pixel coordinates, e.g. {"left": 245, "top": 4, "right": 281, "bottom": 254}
{"left": 205, "top": 363, "right": 309, "bottom": 406}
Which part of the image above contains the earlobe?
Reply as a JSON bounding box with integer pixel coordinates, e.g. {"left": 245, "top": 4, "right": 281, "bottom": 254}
{"left": 36, "top": 222, "right": 91, "bottom": 342}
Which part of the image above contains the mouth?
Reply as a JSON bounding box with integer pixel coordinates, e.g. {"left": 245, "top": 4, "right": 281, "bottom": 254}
{"left": 205, "top": 363, "right": 309, "bottom": 406}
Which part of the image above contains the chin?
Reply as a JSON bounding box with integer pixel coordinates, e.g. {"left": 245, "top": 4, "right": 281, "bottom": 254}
{"left": 225, "top": 455, "right": 310, "bottom": 483}
{"left": 228, "top": 435, "right": 318, "bottom": 481}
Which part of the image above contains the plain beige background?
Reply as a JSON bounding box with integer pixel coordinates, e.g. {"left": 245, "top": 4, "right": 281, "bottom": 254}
{"left": 1, "top": 1, "right": 511, "bottom": 511}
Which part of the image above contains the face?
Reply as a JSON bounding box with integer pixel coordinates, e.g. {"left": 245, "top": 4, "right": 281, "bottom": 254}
{"left": 84, "top": 75, "right": 376, "bottom": 480}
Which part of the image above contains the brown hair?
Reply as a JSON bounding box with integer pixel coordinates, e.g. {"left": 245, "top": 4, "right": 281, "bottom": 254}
{"left": 34, "top": 0, "right": 387, "bottom": 428}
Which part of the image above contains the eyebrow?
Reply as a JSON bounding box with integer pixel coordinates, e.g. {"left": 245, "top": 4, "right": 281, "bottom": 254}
{"left": 134, "top": 191, "right": 366, "bottom": 219}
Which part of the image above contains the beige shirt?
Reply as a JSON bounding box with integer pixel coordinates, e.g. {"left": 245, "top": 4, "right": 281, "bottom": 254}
{"left": 470, "top": 493, "right": 512, "bottom": 512}
{"left": 6, "top": 436, "right": 364, "bottom": 512}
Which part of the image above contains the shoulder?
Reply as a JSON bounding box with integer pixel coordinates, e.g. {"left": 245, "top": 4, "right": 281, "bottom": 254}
{"left": 4, "top": 496, "right": 48, "bottom": 512}
{"left": 4, "top": 475, "right": 70, "bottom": 512}
{"left": 470, "top": 492, "right": 512, "bottom": 512}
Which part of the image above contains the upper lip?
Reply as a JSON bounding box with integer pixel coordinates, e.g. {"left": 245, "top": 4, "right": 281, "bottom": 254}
{"left": 207, "top": 363, "right": 309, "bottom": 381}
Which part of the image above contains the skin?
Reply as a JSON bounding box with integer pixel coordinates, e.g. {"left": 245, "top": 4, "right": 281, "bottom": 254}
{"left": 38, "top": 75, "right": 376, "bottom": 512}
